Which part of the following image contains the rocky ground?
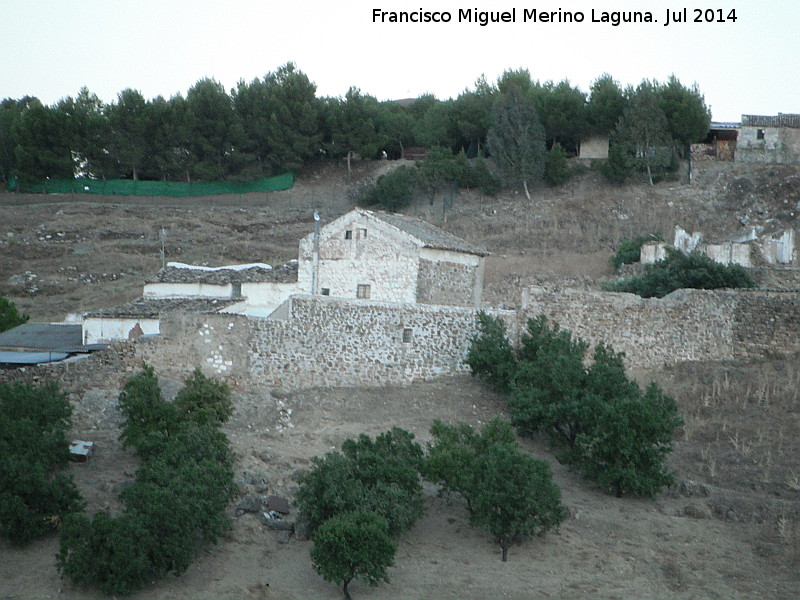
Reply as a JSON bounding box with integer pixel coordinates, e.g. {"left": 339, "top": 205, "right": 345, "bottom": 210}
{"left": 1, "top": 159, "right": 799, "bottom": 599}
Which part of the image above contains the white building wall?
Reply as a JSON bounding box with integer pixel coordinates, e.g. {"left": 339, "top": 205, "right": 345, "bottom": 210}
{"left": 241, "top": 281, "right": 303, "bottom": 306}
{"left": 82, "top": 317, "right": 160, "bottom": 344}
{"left": 299, "top": 211, "right": 421, "bottom": 303}
{"left": 701, "top": 242, "right": 753, "bottom": 267}
{"left": 143, "top": 282, "right": 232, "bottom": 299}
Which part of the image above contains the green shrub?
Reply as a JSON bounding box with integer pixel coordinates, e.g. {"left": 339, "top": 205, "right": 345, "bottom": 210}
{"left": 0, "top": 297, "right": 29, "bottom": 333}
{"left": 605, "top": 248, "right": 757, "bottom": 297}
{"left": 423, "top": 418, "right": 565, "bottom": 561}
{"left": 610, "top": 233, "right": 664, "bottom": 270}
{"left": 464, "top": 311, "right": 516, "bottom": 394}
{"left": 544, "top": 143, "right": 570, "bottom": 186}
{"left": 0, "top": 381, "right": 83, "bottom": 545}
{"left": 296, "top": 427, "right": 424, "bottom": 538}
{"left": 466, "top": 315, "right": 682, "bottom": 498}
{"left": 58, "top": 367, "right": 237, "bottom": 595}
{"left": 359, "top": 165, "right": 416, "bottom": 211}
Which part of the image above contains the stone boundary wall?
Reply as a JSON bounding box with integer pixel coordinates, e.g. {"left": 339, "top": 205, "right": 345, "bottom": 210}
{"left": 134, "top": 295, "right": 515, "bottom": 390}
{"left": 3, "top": 290, "right": 797, "bottom": 393}
{"left": 733, "top": 291, "right": 800, "bottom": 360}
{"left": 520, "top": 288, "right": 738, "bottom": 368}
{"left": 0, "top": 342, "right": 138, "bottom": 393}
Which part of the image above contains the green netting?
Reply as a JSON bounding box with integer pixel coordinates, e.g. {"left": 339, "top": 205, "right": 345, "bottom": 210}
{"left": 7, "top": 172, "right": 294, "bottom": 196}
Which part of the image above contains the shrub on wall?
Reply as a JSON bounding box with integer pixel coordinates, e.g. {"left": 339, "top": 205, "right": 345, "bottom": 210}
{"left": 605, "top": 248, "right": 756, "bottom": 297}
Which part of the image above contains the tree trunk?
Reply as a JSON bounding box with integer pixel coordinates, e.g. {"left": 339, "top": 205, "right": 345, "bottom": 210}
{"left": 342, "top": 577, "right": 353, "bottom": 600}
{"left": 347, "top": 151, "right": 352, "bottom": 180}
{"left": 501, "top": 540, "right": 509, "bottom": 562}
{"left": 523, "top": 179, "right": 531, "bottom": 200}
{"left": 685, "top": 142, "right": 692, "bottom": 183}
{"left": 645, "top": 162, "right": 654, "bottom": 186}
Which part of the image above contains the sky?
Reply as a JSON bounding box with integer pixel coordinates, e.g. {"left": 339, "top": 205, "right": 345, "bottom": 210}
{"left": 2, "top": 0, "right": 798, "bottom": 122}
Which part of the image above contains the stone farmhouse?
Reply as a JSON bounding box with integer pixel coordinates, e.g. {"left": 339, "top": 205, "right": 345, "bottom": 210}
{"left": 81, "top": 209, "right": 488, "bottom": 344}
{"left": 736, "top": 114, "right": 800, "bottom": 164}
{"left": 298, "top": 208, "right": 488, "bottom": 307}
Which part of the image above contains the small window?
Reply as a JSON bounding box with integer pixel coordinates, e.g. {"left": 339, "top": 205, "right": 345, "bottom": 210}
{"left": 231, "top": 281, "right": 242, "bottom": 298}
{"left": 757, "top": 129, "right": 766, "bottom": 140}
{"left": 356, "top": 284, "right": 371, "bottom": 299}
{"left": 402, "top": 328, "right": 412, "bottom": 343}
{"left": 321, "top": 288, "right": 330, "bottom": 296}
{"left": 358, "top": 228, "right": 368, "bottom": 239}
{"left": 345, "top": 230, "right": 353, "bottom": 240}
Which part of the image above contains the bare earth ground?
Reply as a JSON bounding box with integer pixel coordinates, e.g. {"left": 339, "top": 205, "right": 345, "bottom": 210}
{"left": 1, "top": 160, "right": 799, "bottom": 599}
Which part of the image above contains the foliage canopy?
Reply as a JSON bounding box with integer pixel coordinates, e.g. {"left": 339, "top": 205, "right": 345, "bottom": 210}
{"left": 0, "top": 381, "right": 83, "bottom": 545}
{"left": 604, "top": 248, "right": 757, "bottom": 297}
{"left": 465, "top": 313, "right": 682, "bottom": 498}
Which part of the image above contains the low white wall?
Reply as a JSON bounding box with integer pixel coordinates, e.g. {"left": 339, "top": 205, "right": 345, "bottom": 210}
{"left": 82, "top": 317, "right": 160, "bottom": 344}
{"left": 143, "top": 282, "right": 232, "bottom": 299}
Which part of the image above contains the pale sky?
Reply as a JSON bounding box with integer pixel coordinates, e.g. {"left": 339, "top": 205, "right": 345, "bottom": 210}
{"left": 2, "top": 0, "right": 798, "bottom": 122}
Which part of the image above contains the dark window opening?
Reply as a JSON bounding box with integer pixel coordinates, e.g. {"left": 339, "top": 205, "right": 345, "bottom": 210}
{"left": 402, "top": 328, "right": 412, "bottom": 343}
{"left": 757, "top": 129, "right": 766, "bottom": 140}
{"left": 345, "top": 230, "right": 353, "bottom": 240}
{"left": 357, "top": 284, "right": 371, "bottom": 299}
{"left": 321, "top": 288, "right": 330, "bottom": 296}
{"left": 231, "top": 281, "right": 242, "bottom": 298}
{"left": 359, "top": 228, "right": 368, "bottom": 239}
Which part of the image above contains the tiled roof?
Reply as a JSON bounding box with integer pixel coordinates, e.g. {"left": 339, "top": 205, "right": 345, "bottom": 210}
{"left": 147, "top": 261, "right": 298, "bottom": 285}
{"left": 741, "top": 114, "right": 800, "bottom": 128}
{"left": 366, "top": 210, "right": 489, "bottom": 256}
{"left": 84, "top": 298, "right": 237, "bottom": 319}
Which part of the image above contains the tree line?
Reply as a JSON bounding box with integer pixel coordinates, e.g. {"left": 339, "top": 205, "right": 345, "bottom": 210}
{"left": 0, "top": 64, "right": 710, "bottom": 186}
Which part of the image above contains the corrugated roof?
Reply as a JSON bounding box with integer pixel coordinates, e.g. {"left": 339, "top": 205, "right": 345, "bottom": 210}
{"left": 84, "top": 297, "right": 237, "bottom": 319}
{"left": 741, "top": 114, "right": 800, "bottom": 128}
{"left": 147, "top": 261, "right": 298, "bottom": 285}
{"left": 0, "top": 323, "right": 82, "bottom": 352}
{"left": 366, "top": 210, "right": 489, "bottom": 256}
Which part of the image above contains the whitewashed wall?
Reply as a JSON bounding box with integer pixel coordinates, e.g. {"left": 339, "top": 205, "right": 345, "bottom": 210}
{"left": 82, "top": 317, "right": 160, "bottom": 344}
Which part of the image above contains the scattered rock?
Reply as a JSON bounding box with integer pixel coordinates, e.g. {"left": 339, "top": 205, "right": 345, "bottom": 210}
{"left": 678, "top": 480, "right": 710, "bottom": 498}
{"left": 262, "top": 514, "right": 294, "bottom": 531}
{"left": 235, "top": 494, "right": 264, "bottom": 516}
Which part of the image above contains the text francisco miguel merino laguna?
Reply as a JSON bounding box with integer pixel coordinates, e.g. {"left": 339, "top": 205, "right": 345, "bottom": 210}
{"left": 372, "top": 7, "right": 738, "bottom": 27}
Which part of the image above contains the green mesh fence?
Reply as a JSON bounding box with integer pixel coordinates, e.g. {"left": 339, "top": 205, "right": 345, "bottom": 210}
{"left": 7, "top": 172, "right": 295, "bottom": 196}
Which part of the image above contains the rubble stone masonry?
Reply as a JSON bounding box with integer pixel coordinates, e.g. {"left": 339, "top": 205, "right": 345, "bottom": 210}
{"left": 3, "top": 290, "right": 798, "bottom": 392}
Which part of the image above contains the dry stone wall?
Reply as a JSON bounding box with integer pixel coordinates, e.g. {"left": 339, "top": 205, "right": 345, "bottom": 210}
{"left": 4, "top": 289, "right": 798, "bottom": 393}
{"left": 733, "top": 291, "right": 800, "bottom": 359}
{"left": 520, "top": 288, "right": 738, "bottom": 367}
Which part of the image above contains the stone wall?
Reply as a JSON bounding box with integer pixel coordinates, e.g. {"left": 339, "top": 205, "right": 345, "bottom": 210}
{"left": 0, "top": 342, "right": 139, "bottom": 393}
{"left": 737, "top": 126, "right": 800, "bottom": 164}
{"left": 417, "top": 258, "right": 478, "bottom": 307}
{"left": 733, "top": 291, "right": 800, "bottom": 360}
{"left": 520, "top": 288, "right": 738, "bottom": 367}
{"left": 133, "top": 295, "right": 515, "bottom": 390}
{"left": 5, "top": 289, "right": 798, "bottom": 393}
{"left": 749, "top": 267, "right": 800, "bottom": 290}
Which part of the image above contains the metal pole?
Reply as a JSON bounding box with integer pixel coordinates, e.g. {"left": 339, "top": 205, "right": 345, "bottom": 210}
{"left": 311, "top": 211, "right": 320, "bottom": 295}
